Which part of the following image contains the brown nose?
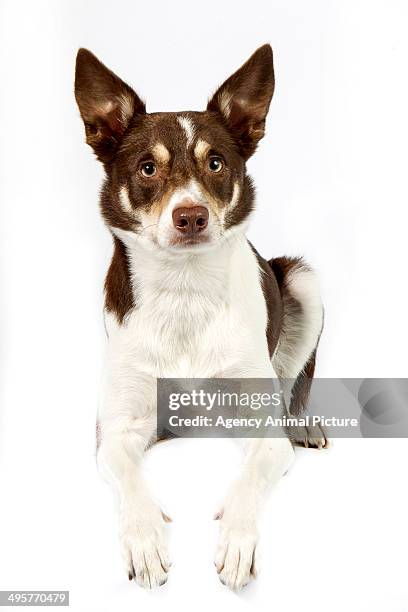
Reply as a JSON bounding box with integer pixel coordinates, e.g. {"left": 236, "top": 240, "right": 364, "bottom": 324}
{"left": 172, "top": 205, "right": 209, "bottom": 233}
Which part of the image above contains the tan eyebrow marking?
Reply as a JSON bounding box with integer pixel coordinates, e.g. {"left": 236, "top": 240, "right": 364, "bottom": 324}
{"left": 152, "top": 142, "right": 170, "bottom": 163}
{"left": 194, "top": 138, "right": 211, "bottom": 161}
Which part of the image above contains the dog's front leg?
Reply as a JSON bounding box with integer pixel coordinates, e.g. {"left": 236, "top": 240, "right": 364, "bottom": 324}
{"left": 214, "top": 364, "right": 294, "bottom": 590}
{"left": 215, "top": 436, "right": 294, "bottom": 590}
{"left": 97, "top": 373, "right": 171, "bottom": 589}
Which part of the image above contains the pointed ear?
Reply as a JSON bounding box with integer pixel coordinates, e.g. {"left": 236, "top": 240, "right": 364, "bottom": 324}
{"left": 207, "top": 44, "right": 274, "bottom": 159}
{"left": 74, "top": 49, "right": 145, "bottom": 162}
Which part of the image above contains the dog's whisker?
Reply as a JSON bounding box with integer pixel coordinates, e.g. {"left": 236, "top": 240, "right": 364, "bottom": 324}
{"left": 139, "top": 222, "right": 160, "bottom": 234}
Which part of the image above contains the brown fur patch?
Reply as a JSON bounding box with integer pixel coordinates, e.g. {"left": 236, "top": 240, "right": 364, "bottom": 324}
{"left": 250, "top": 244, "right": 283, "bottom": 358}
{"left": 104, "top": 236, "right": 134, "bottom": 323}
{"left": 288, "top": 349, "right": 317, "bottom": 415}
{"left": 269, "top": 256, "right": 311, "bottom": 290}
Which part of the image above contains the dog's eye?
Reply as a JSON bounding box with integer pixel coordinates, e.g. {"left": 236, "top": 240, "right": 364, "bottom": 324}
{"left": 140, "top": 161, "right": 156, "bottom": 177}
{"left": 208, "top": 156, "right": 224, "bottom": 173}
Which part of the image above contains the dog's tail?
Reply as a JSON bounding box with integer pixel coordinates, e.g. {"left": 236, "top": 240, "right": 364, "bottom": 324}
{"left": 269, "top": 256, "right": 323, "bottom": 415}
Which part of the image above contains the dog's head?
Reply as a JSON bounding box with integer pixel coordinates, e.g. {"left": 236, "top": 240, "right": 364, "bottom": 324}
{"left": 75, "top": 45, "right": 274, "bottom": 252}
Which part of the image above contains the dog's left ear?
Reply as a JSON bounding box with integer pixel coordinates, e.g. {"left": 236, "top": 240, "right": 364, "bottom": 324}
{"left": 207, "top": 44, "right": 274, "bottom": 159}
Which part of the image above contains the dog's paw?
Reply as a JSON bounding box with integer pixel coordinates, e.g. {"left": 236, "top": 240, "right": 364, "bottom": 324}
{"left": 120, "top": 503, "right": 171, "bottom": 589}
{"left": 215, "top": 518, "right": 258, "bottom": 590}
{"left": 286, "top": 421, "right": 329, "bottom": 449}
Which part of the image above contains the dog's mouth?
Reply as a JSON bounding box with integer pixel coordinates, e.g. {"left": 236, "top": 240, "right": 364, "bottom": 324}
{"left": 169, "top": 234, "right": 210, "bottom": 248}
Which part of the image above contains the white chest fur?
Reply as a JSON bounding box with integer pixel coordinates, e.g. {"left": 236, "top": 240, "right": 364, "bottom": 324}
{"left": 105, "top": 231, "right": 271, "bottom": 379}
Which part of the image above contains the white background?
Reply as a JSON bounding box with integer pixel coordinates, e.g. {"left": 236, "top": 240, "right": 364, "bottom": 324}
{"left": 1, "top": 0, "right": 407, "bottom": 610}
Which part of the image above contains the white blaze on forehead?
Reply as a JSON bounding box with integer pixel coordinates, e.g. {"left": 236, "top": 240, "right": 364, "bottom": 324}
{"left": 152, "top": 142, "right": 170, "bottom": 163}
{"left": 177, "top": 116, "right": 196, "bottom": 147}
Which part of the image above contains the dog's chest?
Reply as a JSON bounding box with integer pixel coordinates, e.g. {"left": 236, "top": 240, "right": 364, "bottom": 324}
{"left": 107, "top": 239, "right": 270, "bottom": 377}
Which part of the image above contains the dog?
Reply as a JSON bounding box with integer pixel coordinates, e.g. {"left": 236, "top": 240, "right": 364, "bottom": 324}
{"left": 74, "top": 44, "right": 324, "bottom": 590}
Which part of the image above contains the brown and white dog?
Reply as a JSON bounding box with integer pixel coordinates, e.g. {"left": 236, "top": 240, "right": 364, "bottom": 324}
{"left": 75, "top": 44, "right": 324, "bottom": 590}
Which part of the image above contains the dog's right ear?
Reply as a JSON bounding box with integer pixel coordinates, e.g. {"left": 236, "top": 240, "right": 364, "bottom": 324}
{"left": 75, "top": 49, "right": 145, "bottom": 163}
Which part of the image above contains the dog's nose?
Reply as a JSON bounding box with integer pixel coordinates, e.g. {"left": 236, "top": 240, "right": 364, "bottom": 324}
{"left": 172, "top": 204, "right": 209, "bottom": 233}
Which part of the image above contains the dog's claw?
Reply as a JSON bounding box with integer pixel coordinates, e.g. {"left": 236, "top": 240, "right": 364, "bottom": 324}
{"left": 286, "top": 422, "right": 328, "bottom": 449}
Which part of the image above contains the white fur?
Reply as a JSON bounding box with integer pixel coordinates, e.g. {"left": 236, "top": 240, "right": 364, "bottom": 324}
{"left": 177, "top": 115, "right": 195, "bottom": 147}
{"left": 106, "top": 229, "right": 272, "bottom": 377}
{"left": 215, "top": 436, "right": 294, "bottom": 588}
{"left": 118, "top": 92, "right": 135, "bottom": 124}
{"left": 272, "top": 266, "right": 323, "bottom": 380}
{"left": 218, "top": 90, "right": 233, "bottom": 119}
